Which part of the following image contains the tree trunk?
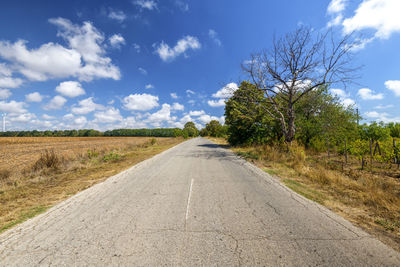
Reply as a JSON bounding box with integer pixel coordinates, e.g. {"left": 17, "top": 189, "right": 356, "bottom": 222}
{"left": 285, "top": 107, "right": 296, "bottom": 144}
{"left": 327, "top": 138, "right": 330, "bottom": 159}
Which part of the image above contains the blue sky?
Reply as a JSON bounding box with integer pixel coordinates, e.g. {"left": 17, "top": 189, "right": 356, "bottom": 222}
{"left": 0, "top": 0, "right": 399, "bottom": 131}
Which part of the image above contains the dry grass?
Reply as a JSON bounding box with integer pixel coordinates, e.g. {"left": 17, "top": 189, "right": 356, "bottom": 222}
{"left": 0, "top": 137, "right": 183, "bottom": 233}
{"left": 208, "top": 137, "right": 400, "bottom": 252}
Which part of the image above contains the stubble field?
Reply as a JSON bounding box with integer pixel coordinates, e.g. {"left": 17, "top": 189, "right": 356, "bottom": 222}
{"left": 0, "top": 136, "right": 183, "bottom": 233}
{"left": 0, "top": 137, "right": 167, "bottom": 173}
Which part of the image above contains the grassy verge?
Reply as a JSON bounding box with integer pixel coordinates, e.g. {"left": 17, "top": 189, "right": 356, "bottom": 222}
{"left": 208, "top": 137, "right": 400, "bottom": 252}
{"left": 0, "top": 138, "right": 183, "bottom": 234}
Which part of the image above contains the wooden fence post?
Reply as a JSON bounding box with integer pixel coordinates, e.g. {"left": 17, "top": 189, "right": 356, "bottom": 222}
{"left": 373, "top": 142, "right": 381, "bottom": 156}
{"left": 327, "top": 137, "right": 330, "bottom": 159}
{"left": 369, "top": 139, "right": 373, "bottom": 168}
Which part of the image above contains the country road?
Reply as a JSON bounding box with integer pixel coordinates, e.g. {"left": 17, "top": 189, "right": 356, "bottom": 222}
{"left": 0, "top": 137, "right": 399, "bottom": 266}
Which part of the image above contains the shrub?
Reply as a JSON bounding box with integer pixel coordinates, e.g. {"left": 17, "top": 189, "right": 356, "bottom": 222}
{"left": 182, "top": 129, "right": 189, "bottom": 139}
{"left": 103, "top": 152, "right": 120, "bottom": 162}
{"left": 288, "top": 143, "right": 306, "bottom": 168}
{"left": 87, "top": 149, "right": 99, "bottom": 159}
{"left": 349, "top": 139, "right": 370, "bottom": 169}
{"left": 309, "top": 136, "right": 326, "bottom": 153}
{"left": 33, "top": 150, "right": 61, "bottom": 171}
{"left": 150, "top": 138, "right": 157, "bottom": 145}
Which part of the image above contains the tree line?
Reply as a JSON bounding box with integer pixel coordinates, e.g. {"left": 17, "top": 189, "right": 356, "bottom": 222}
{"left": 0, "top": 128, "right": 183, "bottom": 138}
{"left": 0, "top": 123, "right": 228, "bottom": 139}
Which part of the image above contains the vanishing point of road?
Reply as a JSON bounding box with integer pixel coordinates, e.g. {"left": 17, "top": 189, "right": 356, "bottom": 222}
{"left": 0, "top": 138, "right": 399, "bottom": 266}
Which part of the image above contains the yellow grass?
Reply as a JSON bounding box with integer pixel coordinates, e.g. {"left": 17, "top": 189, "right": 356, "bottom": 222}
{"left": 0, "top": 137, "right": 183, "bottom": 233}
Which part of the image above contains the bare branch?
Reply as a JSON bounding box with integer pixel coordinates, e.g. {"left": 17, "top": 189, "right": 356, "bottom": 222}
{"left": 242, "top": 26, "right": 360, "bottom": 142}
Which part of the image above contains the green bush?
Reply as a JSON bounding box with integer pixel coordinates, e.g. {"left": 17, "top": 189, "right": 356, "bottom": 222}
{"left": 103, "top": 152, "right": 120, "bottom": 162}
{"left": 87, "top": 150, "right": 99, "bottom": 159}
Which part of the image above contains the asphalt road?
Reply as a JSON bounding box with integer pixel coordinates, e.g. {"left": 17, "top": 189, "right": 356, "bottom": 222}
{"left": 0, "top": 137, "right": 399, "bottom": 266}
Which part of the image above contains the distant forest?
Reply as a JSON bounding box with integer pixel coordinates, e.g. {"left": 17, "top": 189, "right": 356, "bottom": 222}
{"left": 0, "top": 128, "right": 183, "bottom": 138}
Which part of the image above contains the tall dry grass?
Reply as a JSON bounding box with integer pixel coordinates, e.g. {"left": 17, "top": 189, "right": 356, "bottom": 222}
{"left": 230, "top": 141, "right": 400, "bottom": 249}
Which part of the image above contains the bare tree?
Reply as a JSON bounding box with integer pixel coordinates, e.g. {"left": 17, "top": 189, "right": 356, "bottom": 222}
{"left": 242, "top": 26, "right": 358, "bottom": 143}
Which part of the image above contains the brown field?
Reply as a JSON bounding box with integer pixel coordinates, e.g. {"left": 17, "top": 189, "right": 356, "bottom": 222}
{"left": 0, "top": 137, "right": 168, "bottom": 174}
{"left": 0, "top": 137, "right": 183, "bottom": 233}
{"left": 208, "top": 137, "right": 400, "bottom": 252}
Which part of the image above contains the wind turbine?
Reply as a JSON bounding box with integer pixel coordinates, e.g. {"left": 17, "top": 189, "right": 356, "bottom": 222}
{"left": 2, "top": 113, "right": 6, "bottom": 132}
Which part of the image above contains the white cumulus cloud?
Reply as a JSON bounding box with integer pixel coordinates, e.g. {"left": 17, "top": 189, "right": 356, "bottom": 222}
{"left": 189, "top": 110, "right": 205, "bottom": 116}
{"left": 73, "top": 116, "right": 87, "bottom": 126}
{"left": 363, "top": 110, "right": 400, "bottom": 123}
{"left": 0, "top": 63, "right": 23, "bottom": 88}
{"left": 357, "top": 88, "right": 384, "bottom": 100}
{"left": 71, "top": 97, "right": 104, "bottom": 114}
{"left": 0, "top": 89, "right": 11, "bottom": 99}
{"left": 10, "top": 113, "right": 36, "bottom": 123}
{"left": 55, "top": 81, "right": 85, "bottom": 98}
{"left": 172, "top": 102, "right": 184, "bottom": 111}
{"left": 44, "top": 95, "right": 67, "bottom": 110}
{"left": 0, "top": 18, "right": 120, "bottom": 83}
{"left": 0, "top": 100, "right": 27, "bottom": 113}
{"left": 342, "top": 0, "right": 400, "bottom": 39}
{"left": 108, "top": 10, "right": 127, "bottom": 23}
{"left": 109, "top": 34, "right": 126, "bottom": 48}
{"left": 198, "top": 114, "right": 224, "bottom": 125}
{"left": 327, "top": 0, "right": 348, "bottom": 14}
{"left": 154, "top": 36, "right": 201, "bottom": 62}
{"left": 42, "top": 114, "right": 55, "bottom": 120}
{"left": 123, "top": 93, "right": 159, "bottom": 111}
{"left": 385, "top": 80, "right": 400, "bottom": 96}
{"left": 146, "top": 104, "right": 173, "bottom": 125}
{"left": 25, "top": 92, "right": 44, "bottom": 102}
{"left": 207, "top": 99, "right": 225, "bottom": 107}
{"left": 0, "top": 76, "right": 23, "bottom": 88}
{"left": 327, "top": 0, "right": 348, "bottom": 27}
{"left": 94, "top": 107, "right": 123, "bottom": 123}
{"left": 330, "top": 88, "right": 356, "bottom": 107}
{"left": 208, "top": 82, "right": 238, "bottom": 107}
{"left": 212, "top": 83, "right": 238, "bottom": 98}
{"left": 134, "top": 0, "right": 157, "bottom": 10}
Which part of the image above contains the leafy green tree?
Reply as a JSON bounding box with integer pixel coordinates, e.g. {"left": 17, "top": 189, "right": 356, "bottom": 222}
{"left": 184, "top": 122, "right": 196, "bottom": 129}
{"left": 199, "top": 128, "right": 208, "bottom": 137}
{"left": 359, "top": 122, "right": 390, "bottom": 142}
{"left": 295, "top": 86, "right": 358, "bottom": 149}
{"left": 183, "top": 121, "right": 199, "bottom": 137}
{"left": 205, "top": 120, "right": 224, "bottom": 137}
{"left": 225, "top": 81, "right": 278, "bottom": 145}
{"left": 387, "top": 123, "right": 400, "bottom": 138}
